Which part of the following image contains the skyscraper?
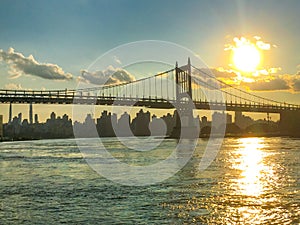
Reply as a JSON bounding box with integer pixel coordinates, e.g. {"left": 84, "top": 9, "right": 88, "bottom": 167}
{"left": 0, "top": 115, "right": 3, "bottom": 138}
{"left": 34, "top": 114, "right": 39, "bottom": 124}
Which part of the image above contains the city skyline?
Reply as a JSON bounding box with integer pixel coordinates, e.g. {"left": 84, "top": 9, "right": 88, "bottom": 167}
{"left": 0, "top": 0, "right": 300, "bottom": 122}
{"left": 2, "top": 107, "right": 279, "bottom": 140}
{"left": 1, "top": 2, "right": 299, "bottom": 224}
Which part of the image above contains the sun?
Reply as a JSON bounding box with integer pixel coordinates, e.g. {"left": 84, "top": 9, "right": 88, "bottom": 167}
{"left": 232, "top": 44, "right": 261, "bottom": 72}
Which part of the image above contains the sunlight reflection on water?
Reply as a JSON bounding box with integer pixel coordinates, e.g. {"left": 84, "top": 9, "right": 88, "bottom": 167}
{"left": 233, "top": 138, "right": 273, "bottom": 196}
{"left": 0, "top": 137, "right": 299, "bottom": 224}
{"left": 163, "top": 137, "right": 299, "bottom": 224}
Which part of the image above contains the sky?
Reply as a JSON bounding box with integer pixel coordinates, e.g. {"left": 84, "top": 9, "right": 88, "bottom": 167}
{"left": 0, "top": 0, "right": 300, "bottom": 122}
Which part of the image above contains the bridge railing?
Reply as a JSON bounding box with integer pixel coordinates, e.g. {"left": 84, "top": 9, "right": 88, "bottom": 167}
{"left": 1, "top": 62, "right": 300, "bottom": 111}
{"left": 0, "top": 89, "right": 175, "bottom": 104}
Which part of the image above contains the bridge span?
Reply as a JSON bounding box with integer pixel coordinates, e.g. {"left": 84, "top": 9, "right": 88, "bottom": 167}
{"left": 1, "top": 59, "right": 300, "bottom": 136}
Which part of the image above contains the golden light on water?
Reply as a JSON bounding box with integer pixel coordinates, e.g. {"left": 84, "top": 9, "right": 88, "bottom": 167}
{"left": 233, "top": 138, "right": 273, "bottom": 197}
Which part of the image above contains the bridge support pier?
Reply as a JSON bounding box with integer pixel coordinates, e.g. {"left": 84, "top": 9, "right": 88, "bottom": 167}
{"left": 8, "top": 102, "right": 12, "bottom": 123}
{"left": 170, "top": 109, "right": 199, "bottom": 139}
{"left": 29, "top": 103, "right": 33, "bottom": 124}
{"left": 280, "top": 110, "right": 300, "bottom": 137}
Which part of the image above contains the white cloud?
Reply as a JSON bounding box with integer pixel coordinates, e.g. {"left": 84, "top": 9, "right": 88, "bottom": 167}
{"left": 252, "top": 67, "right": 281, "bottom": 77}
{"left": 0, "top": 47, "right": 73, "bottom": 80}
{"left": 224, "top": 36, "right": 274, "bottom": 51}
{"left": 113, "top": 56, "right": 122, "bottom": 65}
{"left": 81, "top": 66, "right": 135, "bottom": 85}
{"left": 4, "top": 83, "right": 24, "bottom": 90}
{"left": 256, "top": 40, "right": 271, "bottom": 50}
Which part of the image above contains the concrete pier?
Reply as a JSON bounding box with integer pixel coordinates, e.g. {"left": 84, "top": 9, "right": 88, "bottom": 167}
{"left": 280, "top": 110, "right": 300, "bottom": 137}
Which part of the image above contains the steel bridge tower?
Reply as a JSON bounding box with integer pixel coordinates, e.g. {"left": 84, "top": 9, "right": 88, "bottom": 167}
{"left": 171, "top": 58, "right": 199, "bottom": 138}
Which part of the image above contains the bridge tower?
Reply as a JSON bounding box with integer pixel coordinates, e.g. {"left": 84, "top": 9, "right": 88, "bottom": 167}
{"left": 175, "top": 57, "right": 192, "bottom": 100}
{"left": 171, "top": 58, "right": 199, "bottom": 138}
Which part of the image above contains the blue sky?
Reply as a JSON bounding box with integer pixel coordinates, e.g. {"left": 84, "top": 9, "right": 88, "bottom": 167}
{"left": 1, "top": 0, "right": 299, "bottom": 73}
{"left": 0, "top": 0, "right": 300, "bottom": 121}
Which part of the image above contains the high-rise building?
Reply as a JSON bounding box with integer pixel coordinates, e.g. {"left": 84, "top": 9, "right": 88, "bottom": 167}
{"left": 50, "top": 112, "right": 56, "bottom": 120}
{"left": 212, "top": 112, "right": 225, "bottom": 128}
{"left": 234, "top": 111, "right": 254, "bottom": 129}
{"left": 0, "top": 115, "right": 3, "bottom": 138}
{"left": 29, "top": 103, "right": 33, "bottom": 124}
{"left": 201, "top": 116, "right": 208, "bottom": 126}
{"left": 117, "top": 112, "right": 132, "bottom": 136}
{"left": 149, "top": 115, "right": 167, "bottom": 136}
{"left": 161, "top": 113, "right": 175, "bottom": 135}
{"left": 97, "top": 111, "right": 117, "bottom": 137}
{"left": 34, "top": 114, "right": 39, "bottom": 124}
{"left": 131, "top": 109, "right": 150, "bottom": 136}
{"left": 17, "top": 113, "right": 22, "bottom": 125}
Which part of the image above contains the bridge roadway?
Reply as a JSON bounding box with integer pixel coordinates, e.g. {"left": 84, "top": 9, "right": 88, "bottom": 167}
{"left": 1, "top": 89, "right": 300, "bottom": 114}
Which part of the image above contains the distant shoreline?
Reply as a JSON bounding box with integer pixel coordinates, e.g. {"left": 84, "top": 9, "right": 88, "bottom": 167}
{"left": 1, "top": 133, "right": 299, "bottom": 143}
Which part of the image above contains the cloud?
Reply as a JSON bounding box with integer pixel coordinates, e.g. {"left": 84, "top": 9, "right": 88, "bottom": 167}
{"left": 292, "top": 79, "right": 300, "bottom": 92}
{"left": 212, "top": 68, "right": 239, "bottom": 78}
{"left": 252, "top": 67, "right": 282, "bottom": 77}
{"left": 193, "top": 67, "right": 238, "bottom": 79}
{"left": 191, "top": 67, "right": 239, "bottom": 89}
{"left": 81, "top": 66, "right": 135, "bottom": 85}
{"left": 113, "top": 56, "right": 122, "bottom": 65}
{"left": 194, "top": 64, "right": 300, "bottom": 93}
{"left": 4, "top": 83, "right": 24, "bottom": 90}
{"left": 256, "top": 40, "right": 271, "bottom": 50}
{"left": 243, "top": 78, "right": 290, "bottom": 91}
{"left": 225, "top": 36, "right": 274, "bottom": 51}
{"left": 0, "top": 48, "right": 73, "bottom": 80}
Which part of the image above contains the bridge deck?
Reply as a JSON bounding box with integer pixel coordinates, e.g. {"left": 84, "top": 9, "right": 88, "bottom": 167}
{"left": 1, "top": 91, "right": 299, "bottom": 113}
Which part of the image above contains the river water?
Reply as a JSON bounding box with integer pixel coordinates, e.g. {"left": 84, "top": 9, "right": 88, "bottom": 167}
{"left": 0, "top": 137, "right": 299, "bottom": 224}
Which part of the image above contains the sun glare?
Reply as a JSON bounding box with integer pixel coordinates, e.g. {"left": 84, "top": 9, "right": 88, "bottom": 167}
{"left": 233, "top": 44, "right": 260, "bottom": 72}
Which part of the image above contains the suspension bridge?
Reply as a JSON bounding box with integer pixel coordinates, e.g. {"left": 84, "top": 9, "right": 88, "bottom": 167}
{"left": 1, "top": 59, "right": 300, "bottom": 136}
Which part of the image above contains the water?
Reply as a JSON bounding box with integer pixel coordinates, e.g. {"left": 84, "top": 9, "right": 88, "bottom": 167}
{"left": 0, "top": 137, "right": 299, "bottom": 224}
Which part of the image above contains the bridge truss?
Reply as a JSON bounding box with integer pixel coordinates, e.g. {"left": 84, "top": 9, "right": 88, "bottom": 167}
{"left": 1, "top": 59, "right": 299, "bottom": 114}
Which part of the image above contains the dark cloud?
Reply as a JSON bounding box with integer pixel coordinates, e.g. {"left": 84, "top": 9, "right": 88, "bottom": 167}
{"left": 292, "top": 79, "right": 300, "bottom": 92}
{"left": 210, "top": 68, "right": 238, "bottom": 78}
{"left": 245, "top": 78, "right": 290, "bottom": 91}
{"left": 81, "top": 66, "right": 135, "bottom": 85}
{"left": 193, "top": 68, "right": 238, "bottom": 79}
{"left": 0, "top": 48, "right": 73, "bottom": 80}
{"left": 194, "top": 66, "right": 300, "bottom": 93}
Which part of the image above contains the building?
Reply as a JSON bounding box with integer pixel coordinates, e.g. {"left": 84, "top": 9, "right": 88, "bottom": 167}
{"left": 17, "top": 113, "right": 22, "bottom": 125}
{"left": 131, "top": 109, "right": 150, "bottom": 136}
{"left": 149, "top": 115, "right": 167, "bottom": 136}
{"left": 234, "top": 111, "right": 254, "bottom": 129}
{"left": 212, "top": 111, "right": 232, "bottom": 128}
{"left": 0, "top": 115, "right": 3, "bottom": 138}
{"left": 117, "top": 112, "right": 132, "bottom": 136}
{"left": 201, "top": 116, "right": 210, "bottom": 128}
{"left": 34, "top": 114, "right": 39, "bottom": 124}
{"left": 97, "top": 111, "right": 117, "bottom": 137}
{"left": 161, "top": 113, "right": 175, "bottom": 136}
